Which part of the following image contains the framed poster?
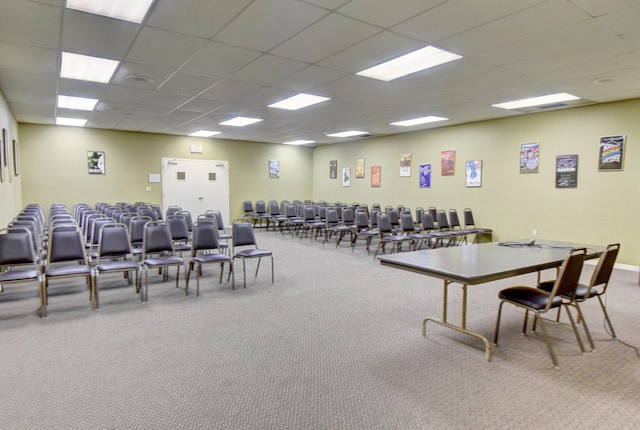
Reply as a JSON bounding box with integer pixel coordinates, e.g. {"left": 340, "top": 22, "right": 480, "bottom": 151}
{"left": 269, "top": 160, "right": 280, "bottom": 178}
{"left": 12, "top": 140, "right": 19, "bottom": 176}
{"left": 355, "top": 158, "right": 365, "bottom": 178}
{"left": 556, "top": 154, "right": 578, "bottom": 188}
{"left": 400, "top": 153, "right": 411, "bottom": 176}
{"left": 466, "top": 160, "right": 482, "bottom": 187}
{"left": 342, "top": 167, "right": 351, "bottom": 187}
{"left": 371, "top": 166, "right": 381, "bottom": 187}
{"left": 330, "top": 160, "right": 337, "bottom": 179}
{"left": 598, "top": 134, "right": 625, "bottom": 171}
{"left": 87, "top": 151, "right": 105, "bottom": 174}
{"left": 520, "top": 142, "right": 539, "bottom": 173}
{"left": 0, "top": 133, "right": 4, "bottom": 183}
{"left": 419, "top": 163, "right": 431, "bottom": 188}
{"left": 441, "top": 150, "right": 455, "bottom": 175}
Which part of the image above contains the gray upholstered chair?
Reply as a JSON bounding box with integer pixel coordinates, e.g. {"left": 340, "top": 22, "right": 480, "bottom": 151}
{"left": 231, "top": 219, "right": 273, "bottom": 289}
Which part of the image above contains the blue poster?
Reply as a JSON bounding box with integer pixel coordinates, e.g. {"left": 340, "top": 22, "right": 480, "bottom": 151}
{"left": 419, "top": 163, "right": 431, "bottom": 188}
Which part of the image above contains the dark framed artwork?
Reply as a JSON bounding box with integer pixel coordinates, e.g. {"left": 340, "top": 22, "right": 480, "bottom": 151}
{"left": 87, "top": 151, "right": 106, "bottom": 174}
{"left": 598, "top": 134, "right": 625, "bottom": 171}
{"left": 330, "top": 160, "right": 337, "bottom": 179}
{"left": 556, "top": 154, "right": 578, "bottom": 188}
{"left": 12, "top": 140, "right": 19, "bottom": 176}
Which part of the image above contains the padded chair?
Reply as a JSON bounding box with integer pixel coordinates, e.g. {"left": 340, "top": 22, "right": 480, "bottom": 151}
{"left": 129, "top": 216, "right": 153, "bottom": 259}
{"left": 92, "top": 223, "right": 143, "bottom": 307}
{"left": 323, "top": 207, "right": 355, "bottom": 247}
{"left": 373, "top": 213, "right": 413, "bottom": 259}
{"left": 267, "top": 200, "right": 287, "bottom": 233}
{"left": 435, "top": 210, "right": 465, "bottom": 246}
{"left": 448, "top": 209, "right": 476, "bottom": 245}
{"left": 207, "top": 210, "right": 232, "bottom": 242}
{"left": 281, "top": 204, "right": 304, "bottom": 237}
{"left": 166, "top": 205, "right": 182, "bottom": 218}
{"left": 0, "top": 228, "right": 43, "bottom": 310}
{"left": 537, "top": 243, "right": 620, "bottom": 345}
{"left": 493, "top": 248, "right": 588, "bottom": 367}
{"left": 299, "top": 206, "right": 325, "bottom": 242}
{"left": 409, "top": 212, "right": 437, "bottom": 250}
{"left": 351, "top": 210, "right": 378, "bottom": 254}
{"left": 231, "top": 219, "right": 274, "bottom": 289}
{"left": 252, "top": 200, "right": 270, "bottom": 229}
{"left": 166, "top": 215, "right": 192, "bottom": 255}
{"left": 186, "top": 220, "right": 234, "bottom": 295}
{"left": 141, "top": 221, "right": 187, "bottom": 302}
{"left": 42, "top": 225, "right": 93, "bottom": 317}
{"left": 463, "top": 208, "right": 493, "bottom": 243}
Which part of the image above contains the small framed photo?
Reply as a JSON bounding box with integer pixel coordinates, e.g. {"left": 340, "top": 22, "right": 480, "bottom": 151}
{"left": 330, "top": 160, "right": 337, "bottom": 179}
{"left": 598, "top": 135, "right": 625, "bottom": 171}
{"left": 371, "top": 166, "right": 381, "bottom": 187}
{"left": 466, "top": 160, "right": 482, "bottom": 187}
{"left": 520, "top": 142, "right": 539, "bottom": 173}
{"left": 400, "top": 153, "right": 411, "bottom": 177}
{"left": 88, "top": 151, "right": 105, "bottom": 174}
{"left": 355, "top": 158, "right": 365, "bottom": 178}
{"left": 269, "top": 160, "right": 280, "bottom": 178}
{"left": 441, "top": 150, "right": 455, "bottom": 175}
{"left": 342, "top": 167, "right": 351, "bottom": 187}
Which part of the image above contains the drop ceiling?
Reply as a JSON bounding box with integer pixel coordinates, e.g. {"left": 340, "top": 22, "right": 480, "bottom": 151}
{"left": 1, "top": 0, "right": 640, "bottom": 146}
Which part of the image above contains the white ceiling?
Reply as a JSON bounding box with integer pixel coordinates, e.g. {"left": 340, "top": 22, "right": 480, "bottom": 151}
{"left": 2, "top": 0, "right": 640, "bottom": 146}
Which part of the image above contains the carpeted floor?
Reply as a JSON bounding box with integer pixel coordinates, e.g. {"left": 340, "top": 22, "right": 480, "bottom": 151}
{"left": 1, "top": 230, "right": 639, "bottom": 429}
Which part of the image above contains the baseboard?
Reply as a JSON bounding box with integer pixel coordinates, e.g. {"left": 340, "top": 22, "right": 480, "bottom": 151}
{"left": 584, "top": 259, "right": 638, "bottom": 272}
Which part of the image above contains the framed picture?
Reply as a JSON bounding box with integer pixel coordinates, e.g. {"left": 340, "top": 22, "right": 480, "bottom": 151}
{"left": 342, "top": 167, "right": 351, "bottom": 187}
{"left": 556, "top": 154, "right": 578, "bottom": 188}
{"left": 400, "top": 153, "right": 411, "bottom": 176}
{"left": 371, "top": 166, "right": 381, "bottom": 187}
{"left": 598, "top": 134, "right": 625, "bottom": 171}
{"left": 441, "top": 150, "right": 455, "bottom": 175}
{"left": 520, "top": 142, "right": 539, "bottom": 173}
{"left": 419, "top": 163, "right": 431, "bottom": 188}
{"left": 87, "top": 151, "right": 106, "bottom": 174}
{"left": 465, "top": 160, "right": 482, "bottom": 187}
{"left": 355, "top": 158, "right": 365, "bottom": 178}
{"left": 12, "top": 140, "right": 19, "bottom": 176}
{"left": 0, "top": 133, "right": 4, "bottom": 183}
{"left": 269, "top": 160, "right": 280, "bottom": 178}
{"left": 329, "top": 160, "right": 337, "bottom": 179}
{"left": 2, "top": 128, "right": 7, "bottom": 168}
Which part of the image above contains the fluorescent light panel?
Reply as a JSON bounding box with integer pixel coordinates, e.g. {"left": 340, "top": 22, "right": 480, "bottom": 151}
{"left": 492, "top": 92, "right": 580, "bottom": 110}
{"left": 269, "top": 93, "right": 330, "bottom": 110}
{"left": 66, "top": 0, "right": 154, "bottom": 24}
{"left": 326, "top": 130, "right": 368, "bottom": 138}
{"left": 283, "top": 140, "right": 315, "bottom": 145}
{"left": 219, "top": 117, "right": 263, "bottom": 127}
{"left": 61, "top": 52, "right": 119, "bottom": 84}
{"left": 57, "top": 95, "right": 99, "bottom": 111}
{"left": 391, "top": 116, "right": 448, "bottom": 126}
{"left": 56, "top": 117, "right": 87, "bottom": 127}
{"left": 189, "top": 130, "right": 221, "bottom": 137}
{"left": 357, "top": 46, "right": 462, "bottom": 82}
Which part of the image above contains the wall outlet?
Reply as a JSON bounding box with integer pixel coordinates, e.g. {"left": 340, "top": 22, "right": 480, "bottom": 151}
{"left": 145, "top": 186, "right": 151, "bottom": 192}
{"left": 532, "top": 229, "right": 537, "bottom": 237}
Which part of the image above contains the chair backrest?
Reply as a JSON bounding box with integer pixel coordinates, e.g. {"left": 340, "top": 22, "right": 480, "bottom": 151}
{"left": 449, "top": 209, "right": 462, "bottom": 230}
{"left": 342, "top": 207, "right": 354, "bottom": 225}
{"left": 370, "top": 208, "right": 380, "bottom": 227}
{"left": 191, "top": 220, "right": 222, "bottom": 253}
{"left": 138, "top": 207, "right": 158, "bottom": 221}
{"left": 130, "top": 216, "right": 152, "bottom": 244}
{"left": 354, "top": 210, "right": 369, "bottom": 230}
{"left": 303, "top": 206, "right": 316, "bottom": 222}
{"left": 47, "top": 225, "right": 88, "bottom": 264}
{"left": 91, "top": 217, "right": 116, "bottom": 246}
{"left": 268, "top": 200, "right": 280, "bottom": 216}
{"left": 415, "top": 207, "right": 424, "bottom": 224}
{"left": 255, "top": 200, "right": 267, "bottom": 214}
{"left": 232, "top": 219, "right": 258, "bottom": 248}
{"left": 421, "top": 212, "right": 436, "bottom": 231}
{"left": 151, "top": 204, "right": 163, "bottom": 220}
{"left": 120, "top": 212, "right": 135, "bottom": 230}
{"left": 387, "top": 209, "right": 399, "bottom": 226}
{"left": 178, "top": 211, "right": 194, "bottom": 232}
{"left": 166, "top": 205, "right": 182, "bottom": 218}
{"left": 325, "top": 207, "right": 339, "bottom": 226}
{"left": 0, "top": 228, "right": 37, "bottom": 267}
{"left": 167, "top": 215, "right": 190, "bottom": 242}
{"left": 549, "top": 248, "right": 587, "bottom": 303}
{"left": 428, "top": 207, "right": 437, "bottom": 222}
{"left": 97, "top": 223, "right": 132, "bottom": 258}
{"left": 400, "top": 212, "right": 415, "bottom": 233}
{"left": 589, "top": 243, "right": 620, "bottom": 290}
{"left": 463, "top": 208, "right": 476, "bottom": 228}
{"left": 436, "top": 210, "right": 450, "bottom": 230}
{"left": 377, "top": 213, "right": 393, "bottom": 235}
{"left": 8, "top": 220, "right": 42, "bottom": 253}
{"left": 143, "top": 221, "right": 174, "bottom": 254}
{"left": 243, "top": 200, "right": 254, "bottom": 213}
{"left": 284, "top": 204, "right": 297, "bottom": 218}
{"left": 209, "top": 210, "right": 226, "bottom": 231}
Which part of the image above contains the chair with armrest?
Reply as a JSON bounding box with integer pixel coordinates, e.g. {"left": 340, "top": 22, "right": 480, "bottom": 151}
{"left": 141, "top": 221, "right": 187, "bottom": 303}
{"left": 493, "top": 248, "right": 588, "bottom": 367}
{"left": 0, "top": 228, "right": 44, "bottom": 312}
{"left": 231, "top": 219, "right": 273, "bottom": 289}
{"left": 186, "top": 220, "right": 234, "bottom": 295}
{"left": 42, "top": 225, "right": 93, "bottom": 317}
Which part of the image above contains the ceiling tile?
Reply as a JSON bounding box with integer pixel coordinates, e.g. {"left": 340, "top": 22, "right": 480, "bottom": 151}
{"left": 0, "top": 41, "right": 59, "bottom": 75}
{"left": 0, "top": 0, "right": 62, "bottom": 49}
{"left": 180, "top": 41, "right": 262, "bottom": 78}
{"left": 270, "top": 65, "right": 348, "bottom": 92}
{"left": 156, "top": 72, "right": 221, "bottom": 96}
{"left": 336, "top": 0, "right": 446, "bottom": 28}
{"left": 200, "top": 80, "right": 263, "bottom": 102}
{"left": 231, "top": 54, "right": 308, "bottom": 86}
{"left": 125, "top": 27, "right": 207, "bottom": 70}
{"left": 595, "top": 4, "right": 640, "bottom": 35}
{"left": 112, "top": 62, "right": 174, "bottom": 90}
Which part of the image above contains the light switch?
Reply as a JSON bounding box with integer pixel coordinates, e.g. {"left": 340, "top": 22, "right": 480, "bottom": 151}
{"left": 145, "top": 186, "right": 151, "bottom": 192}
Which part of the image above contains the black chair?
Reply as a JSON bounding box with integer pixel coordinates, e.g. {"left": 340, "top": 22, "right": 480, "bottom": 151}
{"left": 537, "top": 243, "right": 620, "bottom": 346}
{"left": 463, "top": 208, "right": 493, "bottom": 243}
{"left": 141, "top": 221, "right": 187, "bottom": 303}
{"left": 373, "top": 213, "right": 413, "bottom": 259}
{"left": 92, "top": 223, "right": 143, "bottom": 307}
{"left": 186, "top": 220, "right": 234, "bottom": 295}
{"left": 435, "top": 210, "right": 464, "bottom": 246}
{"left": 448, "top": 209, "right": 475, "bottom": 245}
{"left": 42, "top": 225, "right": 93, "bottom": 317}
{"left": 493, "top": 248, "right": 587, "bottom": 367}
{"left": 409, "top": 212, "right": 437, "bottom": 250}
{"left": 231, "top": 219, "right": 274, "bottom": 289}
{"left": 0, "top": 228, "right": 44, "bottom": 311}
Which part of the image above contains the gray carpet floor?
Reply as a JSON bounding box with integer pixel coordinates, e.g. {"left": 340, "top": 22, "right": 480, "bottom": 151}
{"left": 1, "top": 230, "right": 639, "bottom": 429}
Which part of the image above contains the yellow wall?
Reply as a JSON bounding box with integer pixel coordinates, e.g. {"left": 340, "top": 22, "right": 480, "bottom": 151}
{"left": 0, "top": 90, "right": 21, "bottom": 227}
{"left": 18, "top": 124, "right": 313, "bottom": 221}
{"left": 313, "top": 99, "right": 639, "bottom": 265}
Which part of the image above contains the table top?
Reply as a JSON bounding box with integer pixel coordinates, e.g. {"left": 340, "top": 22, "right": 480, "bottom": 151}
{"left": 378, "top": 239, "right": 605, "bottom": 285}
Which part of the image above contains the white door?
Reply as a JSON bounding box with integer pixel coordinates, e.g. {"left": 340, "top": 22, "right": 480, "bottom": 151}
{"left": 162, "top": 158, "right": 230, "bottom": 227}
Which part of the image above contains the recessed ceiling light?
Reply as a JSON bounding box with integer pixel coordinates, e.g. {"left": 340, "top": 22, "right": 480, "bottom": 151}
{"left": 269, "top": 93, "right": 330, "bottom": 110}
{"left": 189, "top": 130, "right": 221, "bottom": 137}
{"left": 56, "top": 117, "right": 87, "bottom": 127}
{"left": 219, "top": 116, "right": 263, "bottom": 127}
{"left": 126, "top": 75, "right": 155, "bottom": 83}
{"left": 283, "top": 140, "right": 315, "bottom": 145}
{"left": 391, "top": 116, "right": 448, "bottom": 126}
{"left": 492, "top": 92, "right": 580, "bottom": 110}
{"left": 591, "top": 77, "right": 614, "bottom": 85}
{"left": 61, "top": 52, "right": 119, "bottom": 84}
{"left": 326, "top": 130, "right": 368, "bottom": 138}
{"left": 57, "top": 95, "right": 99, "bottom": 111}
{"left": 357, "top": 46, "right": 462, "bottom": 82}
{"left": 66, "top": 0, "right": 155, "bottom": 24}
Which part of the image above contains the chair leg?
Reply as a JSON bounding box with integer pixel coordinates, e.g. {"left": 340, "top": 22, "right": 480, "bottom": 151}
{"left": 91, "top": 275, "right": 99, "bottom": 311}
{"left": 564, "top": 304, "right": 588, "bottom": 354}
{"left": 270, "top": 255, "right": 274, "bottom": 284}
{"left": 534, "top": 313, "right": 559, "bottom": 368}
{"left": 39, "top": 281, "right": 48, "bottom": 318}
{"left": 242, "top": 259, "right": 247, "bottom": 289}
{"left": 493, "top": 301, "right": 505, "bottom": 344}
{"left": 255, "top": 257, "right": 261, "bottom": 277}
{"left": 597, "top": 295, "right": 617, "bottom": 338}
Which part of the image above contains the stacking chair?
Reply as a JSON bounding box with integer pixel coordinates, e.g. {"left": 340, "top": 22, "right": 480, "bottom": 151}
{"left": 252, "top": 200, "right": 270, "bottom": 229}
{"left": 435, "top": 210, "right": 465, "bottom": 246}
{"left": 373, "top": 213, "right": 413, "bottom": 259}
{"left": 267, "top": 200, "right": 287, "bottom": 233}
{"left": 420, "top": 213, "right": 454, "bottom": 248}
{"left": 351, "top": 210, "right": 378, "bottom": 254}
{"left": 186, "top": 220, "right": 234, "bottom": 295}
{"left": 537, "top": 243, "right": 620, "bottom": 344}
{"left": 166, "top": 215, "right": 192, "bottom": 255}
{"left": 323, "top": 207, "right": 355, "bottom": 247}
{"left": 448, "top": 209, "right": 476, "bottom": 245}
{"left": 141, "top": 221, "right": 187, "bottom": 302}
{"left": 138, "top": 206, "right": 158, "bottom": 221}
{"left": 231, "top": 219, "right": 273, "bottom": 289}
{"left": 409, "top": 212, "right": 437, "bottom": 250}
{"left": 177, "top": 210, "right": 194, "bottom": 234}
{"left": 463, "top": 208, "right": 493, "bottom": 243}
{"left": 92, "top": 223, "right": 142, "bottom": 307}
{"left": 42, "top": 225, "right": 93, "bottom": 317}
{"left": 493, "top": 248, "right": 587, "bottom": 367}
{"left": 166, "top": 205, "right": 182, "bottom": 218}
{"left": 281, "top": 204, "right": 304, "bottom": 237}
{"left": 0, "top": 228, "right": 43, "bottom": 311}
{"left": 300, "top": 206, "right": 325, "bottom": 242}
{"left": 208, "top": 210, "right": 232, "bottom": 242}
{"left": 129, "top": 216, "right": 152, "bottom": 259}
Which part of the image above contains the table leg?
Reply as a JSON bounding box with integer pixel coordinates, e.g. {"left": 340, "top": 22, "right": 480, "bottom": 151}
{"left": 422, "top": 280, "right": 492, "bottom": 362}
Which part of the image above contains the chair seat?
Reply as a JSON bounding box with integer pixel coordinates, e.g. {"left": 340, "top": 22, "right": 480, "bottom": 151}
{"left": 381, "top": 235, "right": 412, "bottom": 242}
{"left": 498, "top": 286, "right": 562, "bottom": 310}
{"left": 45, "top": 265, "right": 91, "bottom": 277}
{"left": 96, "top": 260, "right": 141, "bottom": 272}
{"left": 235, "top": 249, "right": 272, "bottom": 258}
{"left": 538, "top": 281, "right": 597, "bottom": 300}
{"left": 143, "top": 256, "right": 184, "bottom": 267}
{"left": 0, "top": 269, "right": 40, "bottom": 282}
{"left": 192, "top": 254, "right": 231, "bottom": 264}
{"left": 173, "top": 244, "right": 192, "bottom": 252}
